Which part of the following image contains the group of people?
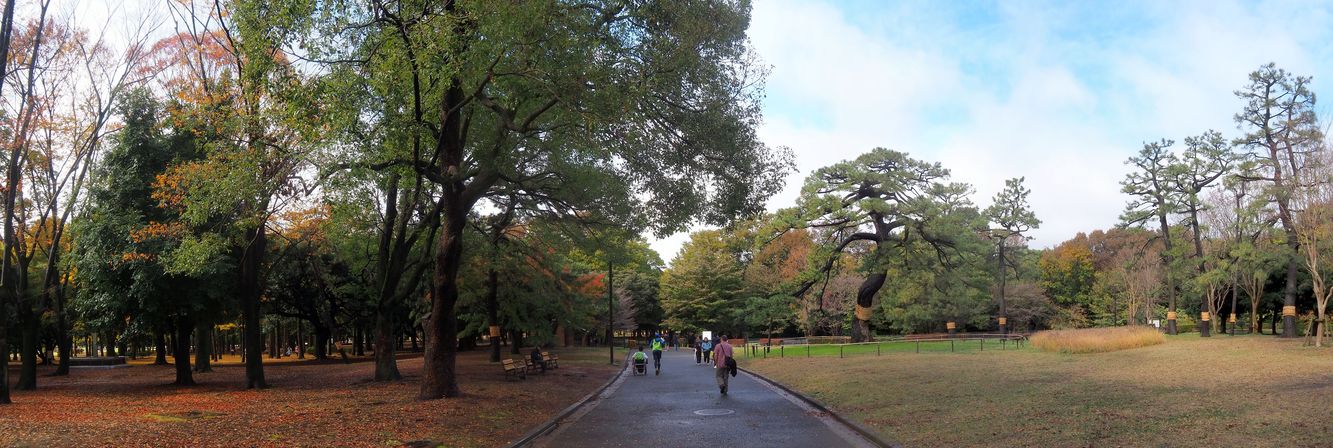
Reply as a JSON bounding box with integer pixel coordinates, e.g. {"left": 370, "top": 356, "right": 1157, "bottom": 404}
{"left": 632, "top": 333, "right": 736, "bottom": 395}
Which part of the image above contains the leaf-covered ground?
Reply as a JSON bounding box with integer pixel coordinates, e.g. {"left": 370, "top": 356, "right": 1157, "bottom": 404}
{"left": 0, "top": 347, "right": 622, "bottom": 447}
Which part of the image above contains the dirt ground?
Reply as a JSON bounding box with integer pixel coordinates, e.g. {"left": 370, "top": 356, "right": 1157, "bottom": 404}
{"left": 0, "top": 347, "right": 622, "bottom": 447}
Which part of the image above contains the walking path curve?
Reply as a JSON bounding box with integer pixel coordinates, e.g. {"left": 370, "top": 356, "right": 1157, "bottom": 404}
{"left": 533, "top": 349, "right": 879, "bottom": 448}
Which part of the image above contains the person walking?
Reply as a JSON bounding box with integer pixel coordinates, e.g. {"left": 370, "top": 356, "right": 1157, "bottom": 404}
{"left": 693, "top": 335, "right": 702, "bottom": 365}
{"left": 713, "top": 335, "right": 735, "bottom": 395}
{"left": 701, "top": 337, "right": 713, "bottom": 365}
{"left": 649, "top": 333, "right": 667, "bottom": 375}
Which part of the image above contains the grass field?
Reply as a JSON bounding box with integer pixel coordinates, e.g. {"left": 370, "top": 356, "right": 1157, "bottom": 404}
{"left": 746, "top": 335, "right": 1332, "bottom": 447}
{"left": 741, "top": 338, "right": 1024, "bottom": 359}
{"left": 1, "top": 346, "right": 623, "bottom": 447}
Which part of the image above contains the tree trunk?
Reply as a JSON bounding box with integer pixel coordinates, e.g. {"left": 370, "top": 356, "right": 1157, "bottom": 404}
{"left": 314, "top": 325, "right": 330, "bottom": 360}
{"left": 173, "top": 315, "right": 195, "bottom": 386}
{"left": 154, "top": 330, "right": 168, "bottom": 365}
{"left": 240, "top": 225, "right": 268, "bottom": 388}
{"left": 1280, "top": 249, "right": 1298, "bottom": 338}
{"left": 420, "top": 212, "right": 466, "bottom": 400}
{"left": 373, "top": 309, "right": 400, "bottom": 380}
{"left": 17, "top": 303, "right": 37, "bottom": 390}
{"left": 354, "top": 325, "right": 365, "bottom": 356}
{"left": 1158, "top": 208, "right": 1178, "bottom": 335}
{"left": 55, "top": 287, "right": 70, "bottom": 375}
{"left": 510, "top": 329, "right": 523, "bottom": 355}
{"left": 851, "top": 273, "right": 886, "bottom": 343}
{"left": 0, "top": 0, "right": 19, "bottom": 406}
{"left": 487, "top": 253, "right": 501, "bottom": 361}
{"left": 194, "top": 319, "right": 212, "bottom": 373}
{"left": 997, "top": 242, "right": 1007, "bottom": 335}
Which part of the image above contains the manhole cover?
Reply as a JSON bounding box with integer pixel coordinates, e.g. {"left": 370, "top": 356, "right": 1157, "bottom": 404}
{"left": 693, "top": 409, "right": 735, "bottom": 416}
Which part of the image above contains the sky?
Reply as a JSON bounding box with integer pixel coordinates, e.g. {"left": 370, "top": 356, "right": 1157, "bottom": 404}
{"left": 646, "top": 0, "right": 1333, "bottom": 264}
{"left": 63, "top": 0, "right": 1333, "bottom": 265}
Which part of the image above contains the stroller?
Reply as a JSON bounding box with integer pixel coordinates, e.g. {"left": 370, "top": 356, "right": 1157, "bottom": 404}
{"left": 631, "top": 349, "right": 648, "bottom": 376}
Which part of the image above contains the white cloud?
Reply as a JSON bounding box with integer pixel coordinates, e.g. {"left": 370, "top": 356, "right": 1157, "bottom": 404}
{"left": 644, "top": 0, "right": 1333, "bottom": 262}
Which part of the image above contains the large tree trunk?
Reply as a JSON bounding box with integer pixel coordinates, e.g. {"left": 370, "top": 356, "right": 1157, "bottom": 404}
{"left": 488, "top": 269, "right": 500, "bottom": 363}
{"left": 240, "top": 226, "right": 268, "bottom": 388}
{"left": 17, "top": 302, "right": 36, "bottom": 390}
{"left": 421, "top": 213, "right": 466, "bottom": 400}
{"left": 154, "top": 330, "right": 168, "bottom": 365}
{"left": 851, "top": 273, "right": 887, "bottom": 343}
{"left": 194, "top": 319, "right": 212, "bottom": 373}
{"left": 173, "top": 315, "right": 194, "bottom": 386}
{"left": 0, "top": 0, "right": 20, "bottom": 406}
{"left": 1279, "top": 240, "right": 1299, "bottom": 338}
{"left": 997, "top": 243, "right": 1007, "bottom": 335}
{"left": 55, "top": 288, "right": 70, "bottom": 375}
{"left": 373, "top": 310, "right": 401, "bottom": 380}
{"left": 314, "top": 324, "right": 331, "bottom": 360}
{"left": 1158, "top": 209, "right": 1178, "bottom": 335}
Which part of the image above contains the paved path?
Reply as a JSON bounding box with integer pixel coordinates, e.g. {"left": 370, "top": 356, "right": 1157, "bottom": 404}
{"left": 534, "top": 349, "right": 876, "bottom": 448}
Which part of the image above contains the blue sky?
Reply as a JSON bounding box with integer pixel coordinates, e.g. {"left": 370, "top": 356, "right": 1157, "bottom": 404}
{"left": 649, "top": 0, "right": 1333, "bottom": 261}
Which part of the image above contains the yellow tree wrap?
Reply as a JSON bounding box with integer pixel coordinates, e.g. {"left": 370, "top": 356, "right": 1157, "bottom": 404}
{"left": 1166, "top": 311, "right": 1177, "bottom": 320}
{"left": 1228, "top": 314, "right": 1237, "bottom": 323}
{"left": 1200, "top": 312, "right": 1210, "bottom": 322}
{"left": 945, "top": 321, "right": 957, "bottom": 330}
{"left": 1283, "top": 306, "right": 1297, "bottom": 317}
{"left": 855, "top": 305, "right": 872, "bottom": 321}
{"left": 489, "top": 326, "right": 501, "bottom": 337}
{"left": 998, "top": 317, "right": 1007, "bottom": 326}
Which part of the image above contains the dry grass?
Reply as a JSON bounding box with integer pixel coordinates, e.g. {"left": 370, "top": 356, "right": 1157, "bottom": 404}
{"left": 1030, "top": 326, "right": 1165, "bottom": 353}
{"left": 747, "top": 335, "right": 1333, "bottom": 447}
{"left": 0, "top": 347, "right": 621, "bottom": 447}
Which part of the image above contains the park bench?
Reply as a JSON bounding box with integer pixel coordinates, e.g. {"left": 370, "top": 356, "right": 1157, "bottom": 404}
{"left": 522, "top": 356, "right": 546, "bottom": 374}
{"left": 541, "top": 353, "right": 559, "bottom": 369}
{"left": 501, "top": 359, "right": 527, "bottom": 381}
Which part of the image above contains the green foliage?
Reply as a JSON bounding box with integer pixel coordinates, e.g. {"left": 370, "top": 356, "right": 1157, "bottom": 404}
{"left": 661, "top": 230, "right": 746, "bottom": 333}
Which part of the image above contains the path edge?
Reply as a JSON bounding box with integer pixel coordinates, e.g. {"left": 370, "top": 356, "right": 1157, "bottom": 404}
{"left": 505, "top": 360, "right": 629, "bottom": 447}
{"left": 741, "top": 366, "right": 902, "bottom": 448}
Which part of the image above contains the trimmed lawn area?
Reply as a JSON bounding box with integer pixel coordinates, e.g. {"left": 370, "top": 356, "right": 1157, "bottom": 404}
{"left": 1, "top": 347, "right": 623, "bottom": 447}
{"left": 747, "top": 335, "right": 1333, "bottom": 447}
{"left": 740, "top": 338, "right": 1023, "bottom": 359}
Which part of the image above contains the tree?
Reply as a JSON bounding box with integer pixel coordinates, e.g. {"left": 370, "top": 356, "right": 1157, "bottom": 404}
{"left": 0, "top": 0, "right": 17, "bottom": 404}
{"left": 985, "top": 177, "right": 1040, "bottom": 334}
{"left": 661, "top": 230, "right": 745, "bottom": 334}
{"left": 1120, "top": 139, "right": 1182, "bottom": 333}
{"left": 1039, "top": 241, "right": 1096, "bottom": 313}
{"left": 742, "top": 294, "right": 791, "bottom": 345}
{"left": 307, "top": 0, "right": 787, "bottom": 399}
{"left": 1292, "top": 147, "right": 1333, "bottom": 346}
{"left": 1169, "top": 130, "right": 1234, "bottom": 336}
{"left": 789, "top": 148, "right": 975, "bottom": 342}
{"left": 156, "top": 0, "right": 324, "bottom": 388}
{"left": 1233, "top": 63, "right": 1324, "bottom": 338}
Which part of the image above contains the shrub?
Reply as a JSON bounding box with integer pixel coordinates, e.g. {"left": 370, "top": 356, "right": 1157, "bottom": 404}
{"left": 1030, "top": 326, "right": 1165, "bottom": 354}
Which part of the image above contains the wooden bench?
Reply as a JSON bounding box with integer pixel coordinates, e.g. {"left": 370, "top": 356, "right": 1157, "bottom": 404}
{"left": 522, "top": 357, "right": 545, "bottom": 374}
{"left": 501, "top": 359, "right": 526, "bottom": 381}
{"left": 542, "top": 353, "right": 559, "bottom": 369}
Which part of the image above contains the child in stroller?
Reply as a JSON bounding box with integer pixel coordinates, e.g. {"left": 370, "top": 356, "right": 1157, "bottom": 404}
{"left": 631, "top": 346, "right": 648, "bottom": 375}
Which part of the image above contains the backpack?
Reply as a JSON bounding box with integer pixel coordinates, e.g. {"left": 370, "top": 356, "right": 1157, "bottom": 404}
{"left": 725, "top": 357, "right": 737, "bottom": 377}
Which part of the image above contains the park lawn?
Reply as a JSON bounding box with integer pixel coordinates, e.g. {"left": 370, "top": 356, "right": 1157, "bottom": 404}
{"left": 741, "top": 338, "right": 1022, "bottom": 359}
{"left": 747, "top": 335, "right": 1333, "bottom": 447}
{"left": 0, "top": 347, "right": 623, "bottom": 448}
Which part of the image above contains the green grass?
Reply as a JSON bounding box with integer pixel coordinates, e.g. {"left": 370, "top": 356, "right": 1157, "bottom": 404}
{"left": 747, "top": 334, "right": 1333, "bottom": 447}
{"left": 741, "top": 338, "right": 1024, "bottom": 359}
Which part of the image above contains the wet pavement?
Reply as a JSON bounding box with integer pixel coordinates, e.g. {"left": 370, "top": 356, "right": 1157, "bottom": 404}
{"left": 534, "top": 349, "right": 875, "bottom": 448}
